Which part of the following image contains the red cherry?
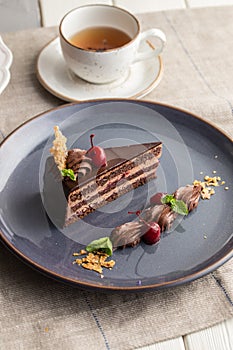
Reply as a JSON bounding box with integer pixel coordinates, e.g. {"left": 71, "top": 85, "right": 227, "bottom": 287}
{"left": 150, "top": 192, "right": 166, "bottom": 205}
{"left": 86, "top": 134, "right": 107, "bottom": 167}
{"left": 128, "top": 210, "right": 161, "bottom": 245}
{"left": 142, "top": 222, "right": 161, "bottom": 245}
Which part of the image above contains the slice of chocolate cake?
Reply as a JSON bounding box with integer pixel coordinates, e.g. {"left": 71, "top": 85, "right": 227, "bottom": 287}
{"left": 46, "top": 127, "right": 162, "bottom": 227}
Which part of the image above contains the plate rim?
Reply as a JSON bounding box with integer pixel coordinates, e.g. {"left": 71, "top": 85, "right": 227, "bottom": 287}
{"left": 36, "top": 37, "right": 164, "bottom": 102}
{"left": 1, "top": 99, "right": 233, "bottom": 147}
{"left": 0, "top": 235, "right": 232, "bottom": 291}
{"left": 1, "top": 99, "right": 233, "bottom": 291}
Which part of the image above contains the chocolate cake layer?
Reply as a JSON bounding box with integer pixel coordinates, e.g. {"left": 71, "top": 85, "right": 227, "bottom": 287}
{"left": 66, "top": 167, "right": 158, "bottom": 226}
{"left": 64, "top": 142, "right": 162, "bottom": 226}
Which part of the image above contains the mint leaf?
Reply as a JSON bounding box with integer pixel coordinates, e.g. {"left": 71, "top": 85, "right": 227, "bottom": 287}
{"left": 61, "top": 168, "right": 76, "bottom": 181}
{"left": 171, "top": 199, "right": 188, "bottom": 215}
{"left": 161, "top": 194, "right": 188, "bottom": 216}
{"left": 161, "top": 194, "right": 174, "bottom": 204}
{"left": 86, "top": 237, "right": 113, "bottom": 256}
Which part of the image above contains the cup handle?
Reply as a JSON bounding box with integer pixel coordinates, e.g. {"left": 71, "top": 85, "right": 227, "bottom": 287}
{"left": 133, "top": 28, "right": 166, "bottom": 63}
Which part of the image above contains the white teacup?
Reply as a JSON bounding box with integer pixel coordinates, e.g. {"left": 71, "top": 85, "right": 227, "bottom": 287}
{"left": 59, "top": 4, "right": 166, "bottom": 84}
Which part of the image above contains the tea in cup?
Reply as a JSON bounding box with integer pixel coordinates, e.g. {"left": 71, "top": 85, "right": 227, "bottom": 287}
{"left": 59, "top": 4, "right": 166, "bottom": 84}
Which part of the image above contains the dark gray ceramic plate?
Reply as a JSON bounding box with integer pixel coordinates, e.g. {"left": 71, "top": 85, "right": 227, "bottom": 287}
{"left": 0, "top": 100, "right": 232, "bottom": 291}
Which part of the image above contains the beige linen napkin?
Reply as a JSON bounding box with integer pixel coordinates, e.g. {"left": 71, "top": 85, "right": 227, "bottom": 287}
{"left": 0, "top": 6, "right": 232, "bottom": 350}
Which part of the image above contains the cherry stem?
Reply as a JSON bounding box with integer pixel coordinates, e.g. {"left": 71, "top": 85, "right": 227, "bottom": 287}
{"left": 128, "top": 210, "right": 151, "bottom": 229}
{"left": 90, "top": 134, "right": 95, "bottom": 148}
{"left": 128, "top": 210, "right": 141, "bottom": 216}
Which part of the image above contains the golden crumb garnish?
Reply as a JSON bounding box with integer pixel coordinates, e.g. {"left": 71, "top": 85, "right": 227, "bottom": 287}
{"left": 193, "top": 173, "right": 226, "bottom": 200}
{"left": 193, "top": 180, "right": 200, "bottom": 186}
{"left": 204, "top": 175, "right": 219, "bottom": 186}
{"left": 224, "top": 186, "right": 229, "bottom": 190}
{"left": 209, "top": 188, "right": 215, "bottom": 195}
{"left": 50, "top": 126, "right": 67, "bottom": 171}
{"left": 76, "top": 259, "right": 83, "bottom": 265}
{"left": 73, "top": 249, "right": 87, "bottom": 256}
{"left": 193, "top": 180, "right": 206, "bottom": 189}
{"left": 73, "top": 250, "right": 115, "bottom": 274}
{"left": 201, "top": 187, "right": 211, "bottom": 199}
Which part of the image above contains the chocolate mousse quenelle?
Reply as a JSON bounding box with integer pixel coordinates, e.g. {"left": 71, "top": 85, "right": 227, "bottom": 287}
{"left": 110, "top": 184, "right": 202, "bottom": 248}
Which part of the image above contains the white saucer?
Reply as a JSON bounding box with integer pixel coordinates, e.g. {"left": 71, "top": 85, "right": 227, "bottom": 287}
{"left": 0, "top": 36, "right": 13, "bottom": 95}
{"left": 36, "top": 37, "right": 163, "bottom": 102}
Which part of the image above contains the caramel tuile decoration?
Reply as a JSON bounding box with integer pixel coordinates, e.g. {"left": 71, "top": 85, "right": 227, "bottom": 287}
{"left": 50, "top": 126, "right": 67, "bottom": 171}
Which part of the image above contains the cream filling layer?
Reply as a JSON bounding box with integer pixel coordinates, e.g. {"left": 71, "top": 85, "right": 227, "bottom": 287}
{"left": 67, "top": 167, "right": 157, "bottom": 218}
{"left": 69, "top": 156, "right": 158, "bottom": 207}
